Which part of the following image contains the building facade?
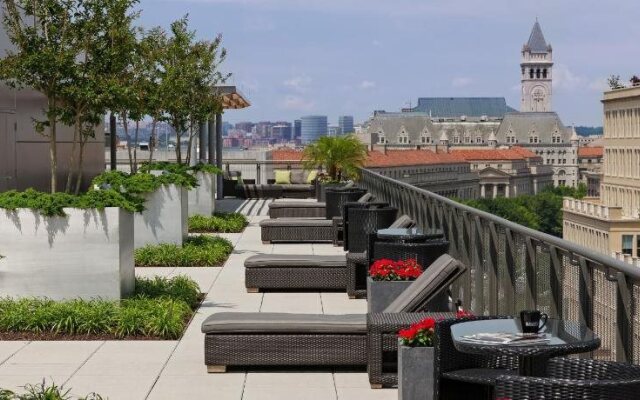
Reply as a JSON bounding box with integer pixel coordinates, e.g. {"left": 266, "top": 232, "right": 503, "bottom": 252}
{"left": 364, "top": 21, "right": 579, "bottom": 187}
{"left": 563, "top": 86, "right": 640, "bottom": 261}
{"left": 338, "top": 115, "right": 354, "bottom": 135}
{"left": 520, "top": 20, "right": 553, "bottom": 112}
{"left": 450, "top": 147, "right": 554, "bottom": 198}
{"left": 300, "top": 115, "right": 328, "bottom": 143}
{"left": 577, "top": 146, "right": 604, "bottom": 196}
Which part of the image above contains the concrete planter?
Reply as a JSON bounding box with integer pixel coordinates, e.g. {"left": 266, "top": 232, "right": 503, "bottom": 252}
{"left": 366, "top": 278, "right": 413, "bottom": 313}
{"left": 398, "top": 344, "right": 435, "bottom": 400}
{"left": 134, "top": 184, "right": 188, "bottom": 248}
{"left": 188, "top": 171, "right": 216, "bottom": 217}
{"left": 0, "top": 207, "right": 134, "bottom": 300}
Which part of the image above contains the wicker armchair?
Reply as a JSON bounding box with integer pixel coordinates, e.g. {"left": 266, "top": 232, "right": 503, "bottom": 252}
{"left": 324, "top": 188, "right": 367, "bottom": 219}
{"left": 494, "top": 358, "right": 640, "bottom": 400}
{"left": 434, "top": 316, "right": 519, "bottom": 400}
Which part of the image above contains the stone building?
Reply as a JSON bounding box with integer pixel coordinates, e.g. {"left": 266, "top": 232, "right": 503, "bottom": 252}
{"left": 563, "top": 86, "right": 640, "bottom": 261}
{"left": 364, "top": 150, "right": 479, "bottom": 199}
{"left": 449, "top": 147, "right": 554, "bottom": 198}
{"left": 364, "top": 20, "right": 579, "bottom": 188}
{"left": 577, "top": 146, "right": 604, "bottom": 196}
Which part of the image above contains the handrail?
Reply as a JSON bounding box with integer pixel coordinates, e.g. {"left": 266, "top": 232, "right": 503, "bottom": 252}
{"left": 360, "top": 168, "right": 640, "bottom": 281}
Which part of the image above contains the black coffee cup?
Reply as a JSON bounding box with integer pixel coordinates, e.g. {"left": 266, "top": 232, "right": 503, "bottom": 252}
{"left": 520, "top": 310, "right": 548, "bottom": 334}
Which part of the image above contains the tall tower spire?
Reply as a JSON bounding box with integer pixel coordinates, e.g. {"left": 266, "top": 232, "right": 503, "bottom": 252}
{"left": 521, "top": 20, "right": 553, "bottom": 112}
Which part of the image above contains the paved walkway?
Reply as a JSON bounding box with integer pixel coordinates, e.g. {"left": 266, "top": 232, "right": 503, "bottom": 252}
{"left": 0, "top": 200, "right": 397, "bottom": 400}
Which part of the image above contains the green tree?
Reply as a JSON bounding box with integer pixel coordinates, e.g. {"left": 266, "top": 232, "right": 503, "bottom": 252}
{"left": 302, "top": 135, "right": 368, "bottom": 181}
{"left": 1, "top": 0, "right": 79, "bottom": 193}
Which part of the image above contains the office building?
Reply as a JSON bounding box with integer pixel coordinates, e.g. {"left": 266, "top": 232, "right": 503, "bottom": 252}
{"left": 293, "top": 119, "right": 302, "bottom": 139}
{"left": 300, "top": 115, "right": 328, "bottom": 143}
{"left": 338, "top": 115, "right": 354, "bottom": 135}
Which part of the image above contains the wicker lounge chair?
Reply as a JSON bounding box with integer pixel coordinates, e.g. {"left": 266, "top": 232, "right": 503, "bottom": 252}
{"left": 202, "top": 254, "right": 465, "bottom": 383}
{"left": 494, "top": 358, "right": 640, "bottom": 400}
{"left": 267, "top": 193, "right": 373, "bottom": 219}
{"left": 246, "top": 215, "right": 414, "bottom": 293}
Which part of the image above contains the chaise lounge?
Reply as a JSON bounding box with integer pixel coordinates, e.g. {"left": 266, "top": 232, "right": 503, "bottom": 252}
{"left": 267, "top": 182, "right": 357, "bottom": 219}
{"left": 202, "top": 254, "right": 465, "bottom": 387}
{"left": 246, "top": 215, "right": 414, "bottom": 292}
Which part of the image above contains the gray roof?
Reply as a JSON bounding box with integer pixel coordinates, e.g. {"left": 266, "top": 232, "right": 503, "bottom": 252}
{"left": 496, "top": 112, "right": 572, "bottom": 142}
{"left": 527, "top": 21, "right": 549, "bottom": 53}
{"left": 408, "top": 97, "right": 517, "bottom": 118}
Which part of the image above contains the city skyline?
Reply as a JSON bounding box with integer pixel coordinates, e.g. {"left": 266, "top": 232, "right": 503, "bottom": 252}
{"left": 138, "top": 0, "right": 638, "bottom": 126}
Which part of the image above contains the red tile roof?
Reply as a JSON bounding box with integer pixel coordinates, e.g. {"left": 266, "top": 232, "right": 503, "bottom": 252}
{"left": 578, "top": 147, "right": 603, "bottom": 158}
{"left": 450, "top": 147, "right": 539, "bottom": 161}
{"left": 365, "top": 150, "right": 463, "bottom": 167}
{"left": 271, "top": 149, "right": 305, "bottom": 161}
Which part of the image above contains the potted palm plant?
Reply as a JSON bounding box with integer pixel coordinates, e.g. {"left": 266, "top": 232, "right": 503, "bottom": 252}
{"left": 367, "top": 258, "right": 423, "bottom": 312}
{"left": 302, "top": 135, "right": 368, "bottom": 201}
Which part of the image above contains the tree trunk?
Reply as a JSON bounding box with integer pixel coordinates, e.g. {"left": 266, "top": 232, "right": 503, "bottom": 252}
{"left": 65, "top": 116, "right": 80, "bottom": 193}
{"left": 49, "top": 98, "right": 58, "bottom": 193}
{"left": 74, "top": 131, "right": 88, "bottom": 195}
{"left": 175, "top": 129, "right": 182, "bottom": 164}
{"left": 148, "top": 119, "right": 157, "bottom": 163}
{"left": 132, "top": 120, "right": 139, "bottom": 173}
{"left": 185, "top": 122, "right": 194, "bottom": 166}
{"left": 122, "top": 113, "right": 133, "bottom": 173}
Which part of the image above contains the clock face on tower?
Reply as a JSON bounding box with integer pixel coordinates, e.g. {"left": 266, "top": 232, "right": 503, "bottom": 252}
{"left": 532, "top": 87, "right": 546, "bottom": 112}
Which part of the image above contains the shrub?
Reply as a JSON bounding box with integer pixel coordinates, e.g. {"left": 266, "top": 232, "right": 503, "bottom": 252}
{"left": 91, "top": 170, "right": 197, "bottom": 195}
{"left": 135, "top": 235, "right": 233, "bottom": 267}
{"left": 0, "top": 380, "right": 104, "bottom": 400}
{"left": 188, "top": 213, "right": 248, "bottom": 233}
{"left": 0, "top": 276, "right": 200, "bottom": 340}
{"left": 0, "top": 188, "right": 143, "bottom": 217}
{"left": 140, "top": 161, "right": 222, "bottom": 175}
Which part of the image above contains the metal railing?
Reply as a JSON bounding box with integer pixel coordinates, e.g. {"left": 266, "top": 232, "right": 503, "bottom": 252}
{"left": 359, "top": 168, "right": 640, "bottom": 364}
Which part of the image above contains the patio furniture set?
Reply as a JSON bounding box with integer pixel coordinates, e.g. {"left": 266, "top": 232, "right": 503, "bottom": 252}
{"left": 202, "top": 182, "right": 640, "bottom": 398}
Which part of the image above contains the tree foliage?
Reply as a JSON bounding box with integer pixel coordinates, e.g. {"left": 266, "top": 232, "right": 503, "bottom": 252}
{"left": 302, "top": 135, "right": 368, "bottom": 181}
{"left": 458, "top": 183, "right": 587, "bottom": 237}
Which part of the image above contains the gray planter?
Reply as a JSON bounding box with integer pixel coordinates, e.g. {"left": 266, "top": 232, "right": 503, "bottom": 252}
{"left": 188, "top": 171, "right": 216, "bottom": 216}
{"left": 134, "top": 183, "right": 188, "bottom": 248}
{"left": 398, "top": 344, "right": 435, "bottom": 400}
{"left": 0, "top": 207, "right": 134, "bottom": 300}
{"left": 366, "top": 277, "right": 413, "bottom": 313}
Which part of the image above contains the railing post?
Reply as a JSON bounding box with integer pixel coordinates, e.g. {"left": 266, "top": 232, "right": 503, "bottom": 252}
{"left": 578, "top": 257, "right": 594, "bottom": 332}
{"left": 487, "top": 222, "right": 499, "bottom": 315}
{"left": 548, "top": 246, "right": 563, "bottom": 319}
{"left": 256, "top": 163, "right": 261, "bottom": 185}
{"left": 615, "top": 271, "right": 632, "bottom": 363}
{"left": 524, "top": 237, "right": 537, "bottom": 310}
{"left": 460, "top": 212, "right": 472, "bottom": 311}
{"left": 503, "top": 228, "right": 517, "bottom": 316}
{"left": 472, "top": 216, "right": 485, "bottom": 315}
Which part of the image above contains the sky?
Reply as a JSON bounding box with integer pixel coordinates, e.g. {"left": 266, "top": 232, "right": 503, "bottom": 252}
{"left": 139, "top": 0, "right": 639, "bottom": 126}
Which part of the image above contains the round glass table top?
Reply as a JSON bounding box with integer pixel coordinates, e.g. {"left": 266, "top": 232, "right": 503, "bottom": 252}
{"left": 450, "top": 318, "right": 600, "bottom": 357}
{"left": 376, "top": 227, "right": 444, "bottom": 241}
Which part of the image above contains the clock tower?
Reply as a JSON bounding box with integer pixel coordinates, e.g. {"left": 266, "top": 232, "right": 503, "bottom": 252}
{"left": 521, "top": 20, "right": 553, "bottom": 112}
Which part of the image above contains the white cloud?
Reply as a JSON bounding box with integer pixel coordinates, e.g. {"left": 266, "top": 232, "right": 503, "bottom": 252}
{"left": 280, "top": 95, "right": 315, "bottom": 111}
{"left": 553, "top": 64, "right": 583, "bottom": 90}
{"left": 452, "top": 77, "right": 472, "bottom": 88}
{"left": 283, "top": 75, "right": 312, "bottom": 92}
{"left": 360, "top": 80, "right": 376, "bottom": 89}
{"left": 372, "top": 39, "right": 382, "bottom": 47}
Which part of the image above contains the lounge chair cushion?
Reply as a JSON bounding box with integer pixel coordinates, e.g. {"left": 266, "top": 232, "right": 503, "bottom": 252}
{"left": 275, "top": 170, "right": 292, "bottom": 184}
{"left": 357, "top": 193, "right": 373, "bottom": 203}
{"left": 282, "top": 184, "right": 315, "bottom": 192}
{"left": 201, "top": 313, "right": 366, "bottom": 334}
{"left": 382, "top": 254, "right": 464, "bottom": 313}
{"left": 306, "top": 170, "right": 318, "bottom": 184}
{"left": 269, "top": 201, "right": 326, "bottom": 209}
{"left": 245, "top": 254, "right": 345, "bottom": 268}
{"left": 290, "top": 170, "right": 306, "bottom": 184}
{"left": 260, "top": 218, "right": 333, "bottom": 227}
{"left": 389, "top": 215, "right": 414, "bottom": 229}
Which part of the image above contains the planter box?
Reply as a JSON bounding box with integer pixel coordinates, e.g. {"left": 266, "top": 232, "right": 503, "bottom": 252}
{"left": 188, "top": 171, "right": 216, "bottom": 216}
{"left": 366, "top": 277, "right": 413, "bottom": 313}
{"left": 134, "top": 184, "right": 188, "bottom": 248}
{"left": 0, "top": 207, "right": 134, "bottom": 300}
{"left": 398, "top": 344, "right": 435, "bottom": 400}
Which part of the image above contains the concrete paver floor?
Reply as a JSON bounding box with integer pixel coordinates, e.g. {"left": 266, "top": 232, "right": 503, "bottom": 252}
{"left": 0, "top": 200, "right": 397, "bottom": 400}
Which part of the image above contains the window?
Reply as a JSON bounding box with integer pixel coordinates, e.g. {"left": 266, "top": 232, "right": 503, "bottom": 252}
{"left": 622, "top": 235, "right": 633, "bottom": 255}
{"left": 464, "top": 136, "right": 471, "bottom": 144}
{"left": 377, "top": 133, "right": 385, "bottom": 144}
{"left": 453, "top": 136, "right": 460, "bottom": 144}
{"left": 421, "top": 136, "right": 431, "bottom": 144}
{"left": 476, "top": 136, "right": 483, "bottom": 144}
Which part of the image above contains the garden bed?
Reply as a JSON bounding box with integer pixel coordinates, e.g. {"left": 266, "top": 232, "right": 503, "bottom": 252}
{"left": 188, "top": 212, "right": 248, "bottom": 233}
{"left": 0, "top": 276, "right": 202, "bottom": 340}
{"left": 135, "top": 235, "right": 233, "bottom": 267}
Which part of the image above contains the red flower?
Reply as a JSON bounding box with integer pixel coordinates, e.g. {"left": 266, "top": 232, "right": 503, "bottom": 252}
{"left": 398, "top": 317, "right": 436, "bottom": 347}
{"left": 456, "top": 310, "right": 474, "bottom": 319}
{"left": 369, "top": 258, "right": 424, "bottom": 281}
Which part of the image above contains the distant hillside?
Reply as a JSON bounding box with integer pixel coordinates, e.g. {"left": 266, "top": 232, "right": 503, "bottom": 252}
{"left": 575, "top": 126, "right": 603, "bottom": 136}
